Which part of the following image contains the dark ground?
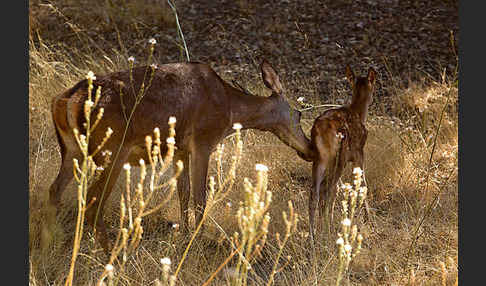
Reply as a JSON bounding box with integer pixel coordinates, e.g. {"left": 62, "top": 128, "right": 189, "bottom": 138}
{"left": 30, "top": 0, "right": 458, "bottom": 105}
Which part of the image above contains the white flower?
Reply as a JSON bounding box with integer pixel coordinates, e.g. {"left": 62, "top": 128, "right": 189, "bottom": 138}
{"left": 128, "top": 56, "right": 135, "bottom": 63}
{"left": 160, "top": 257, "right": 171, "bottom": 266}
{"left": 86, "top": 71, "right": 96, "bottom": 81}
{"left": 150, "top": 63, "right": 158, "bottom": 69}
{"left": 255, "top": 163, "right": 268, "bottom": 172}
{"left": 176, "top": 160, "right": 183, "bottom": 170}
{"left": 123, "top": 163, "right": 131, "bottom": 171}
{"left": 105, "top": 264, "right": 114, "bottom": 272}
{"left": 359, "top": 186, "right": 368, "bottom": 195}
{"left": 344, "top": 244, "right": 352, "bottom": 252}
{"left": 148, "top": 38, "right": 157, "bottom": 45}
{"left": 166, "top": 137, "right": 176, "bottom": 145}
{"left": 341, "top": 200, "right": 348, "bottom": 211}
{"left": 297, "top": 97, "right": 305, "bottom": 102}
{"left": 341, "top": 183, "right": 352, "bottom": 191}
{"left": 233, "top": 123, "right": 242, "bottom": 130}
{"left": 336, "top": 237, "right": 344, "bottom": 246}
{"left": 85, "top": 99, "right": 94, "bottom": 108}
{"left": 342, "top": 218, "right": 351, "bottom": 227}
{"left": 168, "top": 116, "right": 177, "bottom": 124}
{"left": 353, "top": 167, "right": 363, "bottom": 176}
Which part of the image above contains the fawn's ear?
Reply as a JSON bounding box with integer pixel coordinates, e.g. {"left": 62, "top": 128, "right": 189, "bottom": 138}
{"left": 367, "top": 67, "right": 376, "bottom": 85}
{"left": 345, "top": 65, "right": 355, "bottom": 86}
{"left": 261, "top": 60, "right": 283, "bottom": 94}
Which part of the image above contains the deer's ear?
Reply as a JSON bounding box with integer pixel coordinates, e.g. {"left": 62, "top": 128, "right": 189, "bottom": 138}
{"left": 367, "top": 67, "right": 376, "bottom": 85}
{"left": 345, "top": 65, "right": 355, "bottom": 86}
{"left": 261, "top": 60, "right": 283, "bottom": 94}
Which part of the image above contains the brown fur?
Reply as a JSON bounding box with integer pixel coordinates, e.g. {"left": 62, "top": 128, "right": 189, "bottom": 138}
{"left": 46, "top": 60, "right": 314, "bottom": 253}
{"left": 308, "top": 66, "right": 376, "bottom": 243}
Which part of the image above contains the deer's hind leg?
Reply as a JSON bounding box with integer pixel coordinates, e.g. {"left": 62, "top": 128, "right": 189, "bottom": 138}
{"left": 42, "top": 129, "right": 81, "bottom": 251}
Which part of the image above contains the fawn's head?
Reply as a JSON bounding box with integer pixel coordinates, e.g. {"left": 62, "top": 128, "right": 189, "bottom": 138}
{"left": 346, "top": 66, "right": 377, "bottom": 122}
{"left": 260, "top": 60, "right": 312, "bottom": 161}
{"left": 346, "top": 65, "right": 377, "bottom": 107}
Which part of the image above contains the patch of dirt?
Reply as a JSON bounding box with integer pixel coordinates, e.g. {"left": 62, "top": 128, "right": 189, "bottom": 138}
{"left": 175, "top": 0, "right": 458, "bottom": 100}
{"left": 30, "top": 0, "right": 458, "bottom": 109}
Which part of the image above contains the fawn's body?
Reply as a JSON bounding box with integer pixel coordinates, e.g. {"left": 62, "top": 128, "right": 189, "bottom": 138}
{"left": 309, "top": 66, "right": 376, "bottom": 242}
{"left": 47, "top": 60, "right": 314, "bottom": 253}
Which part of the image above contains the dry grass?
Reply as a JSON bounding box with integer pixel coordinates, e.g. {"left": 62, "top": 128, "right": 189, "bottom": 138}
{"left": 29, "top": 1, "right": 458, "bottom": 285}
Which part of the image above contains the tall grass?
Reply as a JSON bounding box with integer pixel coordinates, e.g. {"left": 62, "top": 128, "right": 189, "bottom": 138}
{"left": 63, "top": 71, "right": 112, "bottom": 286}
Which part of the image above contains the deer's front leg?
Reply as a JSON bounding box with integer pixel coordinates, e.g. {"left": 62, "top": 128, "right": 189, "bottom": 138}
{"left": 190, "top": 146, "right": 210, "bottom": 230}
{"left": 174, "top": 151, "right": 190, "bottom": 233}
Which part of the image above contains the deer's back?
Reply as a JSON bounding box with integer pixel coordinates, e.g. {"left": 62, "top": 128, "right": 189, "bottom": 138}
{"left": 52, "top": 62, "right": 233, "bottom": 151}
{"left": 311, "top": 107, "right": 367, "bottom": 163}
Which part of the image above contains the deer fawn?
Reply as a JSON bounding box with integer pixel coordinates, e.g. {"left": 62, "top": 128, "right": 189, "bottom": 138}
{"left": 46, "top": 59, "right": 314, "bottom": 253}
{"left": 309, "top": 65, "right": 376, "bottom": 243}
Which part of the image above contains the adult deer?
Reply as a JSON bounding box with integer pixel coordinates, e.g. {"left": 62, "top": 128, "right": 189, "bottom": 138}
{"left": 308, "top": 65, "right": 376, "bottom": 242}
{"left": 47, "top": 60, "right": 314, "bottom": 253}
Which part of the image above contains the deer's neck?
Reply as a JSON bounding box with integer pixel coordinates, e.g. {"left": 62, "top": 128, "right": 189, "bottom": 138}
{"left": 227, "top": 86, "right": 314, "bottom": 161}
{"left": 349, "top": 96, "right": 371, "bottom": 123}
{"left": 228, "top": 89, "right": 275, "bottom": 131}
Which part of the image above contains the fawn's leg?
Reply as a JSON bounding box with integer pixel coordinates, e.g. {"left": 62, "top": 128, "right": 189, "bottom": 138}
{"left": 320, "top": 159, "right": 345, "bottom": 238}
{"left": 310, "top": 162, "right": 325, "bottom": 246}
